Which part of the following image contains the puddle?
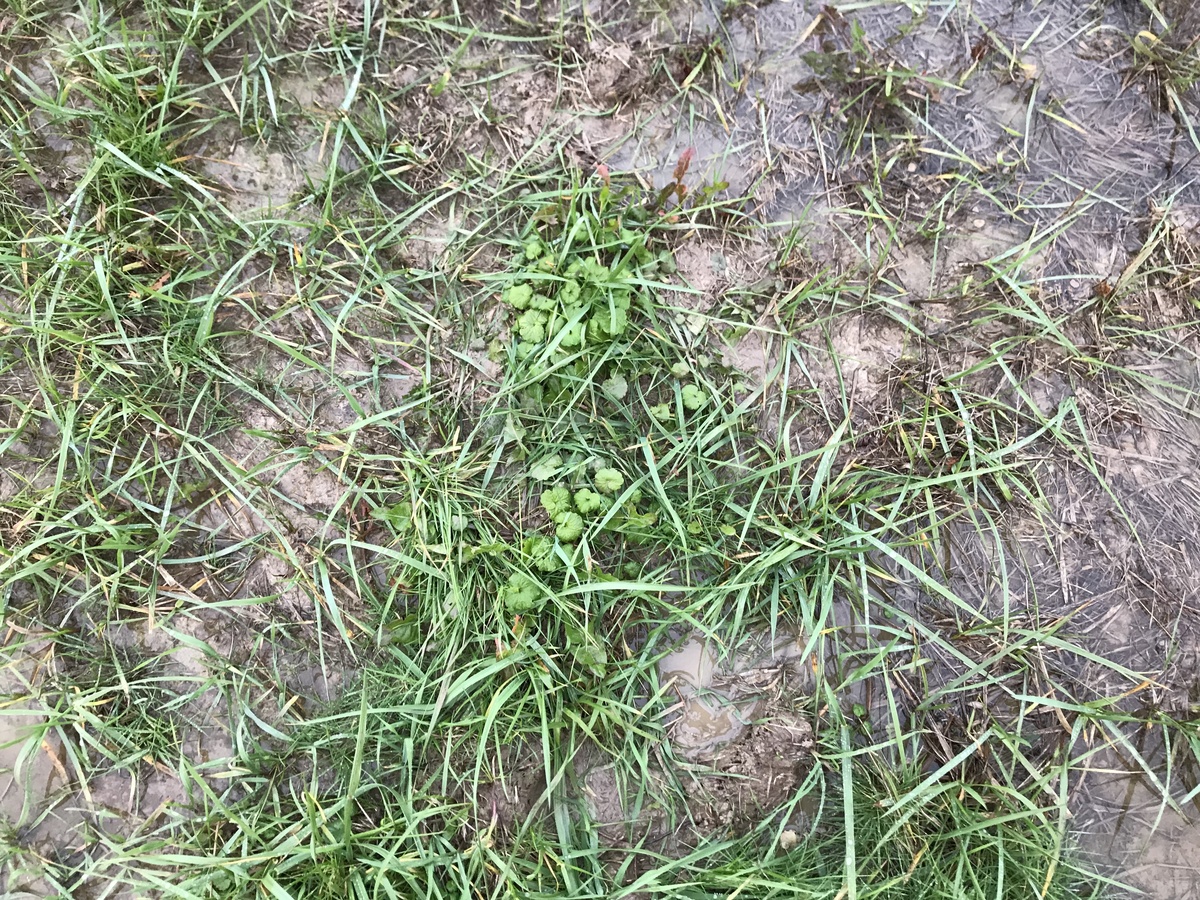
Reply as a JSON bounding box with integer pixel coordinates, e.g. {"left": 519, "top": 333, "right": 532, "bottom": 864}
{"left": 659, "top": 637, "right": 752, "bottom": 753}
{"left": 0, "top": 665, "right": 85, "bottom": 897}
{"left": 0, "top": 621, "right": 244, "bottom": 894}
{"left": 658, "top": 631, "right": 808, "bottom": 757}
{"left": 0, "top": 694, "right": 58, "bottom": 830}
{"left": 1076, "top": 739, "right": 1200, "bottom": 899}
{"left": 591, "top": 0, "right": 1200, "bottom": 293}
{"left": 656, "top": 631, "right": 818, "bottom": 840}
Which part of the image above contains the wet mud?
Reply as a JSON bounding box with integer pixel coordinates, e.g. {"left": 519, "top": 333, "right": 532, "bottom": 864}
{"left": 3, "top": 0, "right": 1200, "bottom": 892}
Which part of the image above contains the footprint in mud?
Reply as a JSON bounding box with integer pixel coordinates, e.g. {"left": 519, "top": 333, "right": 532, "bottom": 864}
{"left": 684, "top": 711, "right": 815, "bottom": 836}
{"left": 660, "top": 635, "right": 817, "bottom": 836}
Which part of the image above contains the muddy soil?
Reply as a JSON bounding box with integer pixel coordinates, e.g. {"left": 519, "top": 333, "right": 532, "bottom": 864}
{"left": 4, "top": 0, "right": 1200, "bottom": 892}
{"left": 589, "top": 0, "right": 1200, "bottom": 882}
{"left": 684, "top": 712, "right": 815, "bottom": 835}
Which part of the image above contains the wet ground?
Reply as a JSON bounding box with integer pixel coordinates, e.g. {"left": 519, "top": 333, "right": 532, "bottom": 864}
{"left": 3, "top": 0, "right": 1200, "bottom": 895}
{"left": 621, "top": 0, "right": 1200, "bottom": 889}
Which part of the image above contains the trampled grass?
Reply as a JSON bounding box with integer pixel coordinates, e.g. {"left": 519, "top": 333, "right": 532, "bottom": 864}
{"left": 1, "top": 0, "right": 1200, "bottom": 897}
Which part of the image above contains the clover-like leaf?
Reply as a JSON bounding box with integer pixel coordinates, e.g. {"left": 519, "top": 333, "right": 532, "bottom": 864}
{"left": 601, "top": 373, "right": 628, "bottom": 401}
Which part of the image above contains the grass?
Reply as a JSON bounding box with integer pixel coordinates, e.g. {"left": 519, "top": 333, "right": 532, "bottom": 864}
{"left": 1, "top": 0, "right": 1200, "bottom": 897}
